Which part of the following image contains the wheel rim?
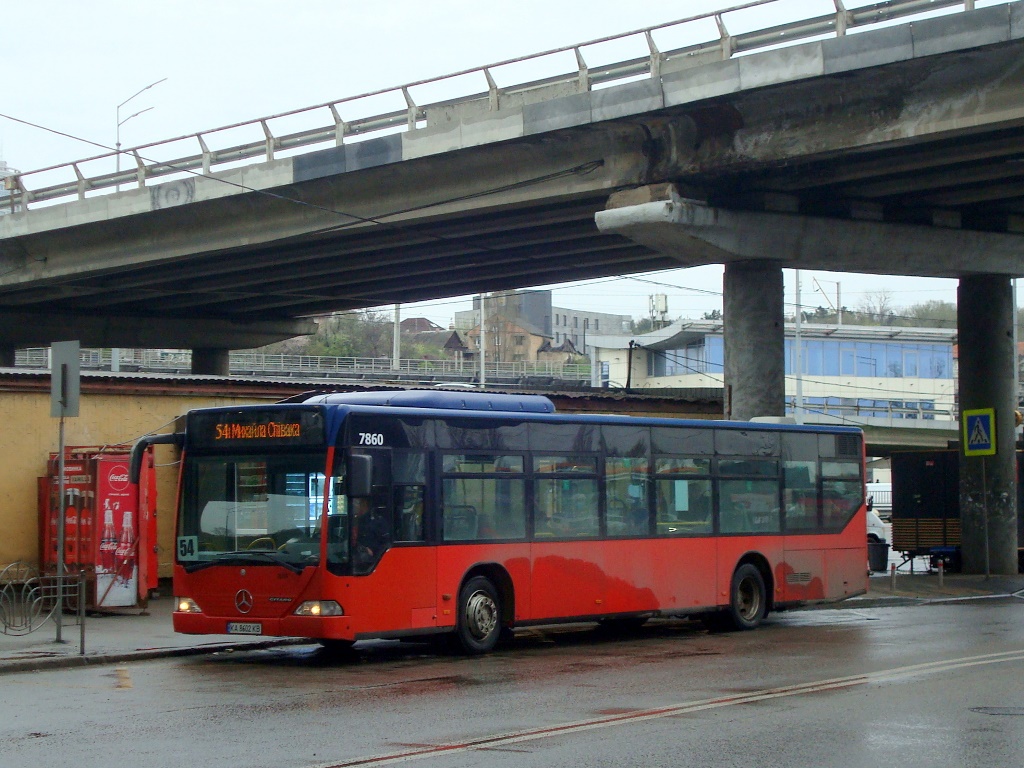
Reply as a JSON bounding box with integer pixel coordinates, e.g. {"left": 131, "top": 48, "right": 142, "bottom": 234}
{"left": 736, "top": 575, "right": 761, "bottom": 621}
{"left": 465, "top": 589, "right": 498, "bottom": 640}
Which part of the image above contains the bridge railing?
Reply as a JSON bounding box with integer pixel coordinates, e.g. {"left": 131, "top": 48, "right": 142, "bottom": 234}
{"left": 4, "top": 0, "right": 977, "bottom": 211}
{"left": 12, "top": 348, "right": 594, "bottom": 382}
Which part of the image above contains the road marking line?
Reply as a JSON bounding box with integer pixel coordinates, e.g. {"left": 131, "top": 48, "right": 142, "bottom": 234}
{"left": 315, "top": 649, "right": 1024, "bottom": 768}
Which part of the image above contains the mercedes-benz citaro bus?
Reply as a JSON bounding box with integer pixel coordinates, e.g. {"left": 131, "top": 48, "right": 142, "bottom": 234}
{"left": 130, "top": 390, "right": 868, "bottom": 654}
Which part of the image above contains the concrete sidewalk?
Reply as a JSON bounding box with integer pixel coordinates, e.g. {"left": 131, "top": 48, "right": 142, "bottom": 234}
{"left": 0, "top": 595, "right": 303, "bottom": 674}
{"left": 2, "top": 573, "right": 1022, "bottom": 674}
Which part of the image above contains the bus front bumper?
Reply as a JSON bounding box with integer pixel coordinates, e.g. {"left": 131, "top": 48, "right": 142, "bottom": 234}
{"left": 173, "top": 611, "right": 354, "bottom": 641}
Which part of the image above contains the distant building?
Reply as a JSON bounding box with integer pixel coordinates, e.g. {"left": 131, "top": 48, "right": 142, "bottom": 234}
{"left": 400, "top": 317, "right": 445, "bottom": 333}
{"left": 453, "top": 289, "right": 630, "bottom": 356}
{"left": 590, "top": 319, "right": 957, "bottom": 422}
{"left": 463, "top": 316, "right": 579, "bottom": 364}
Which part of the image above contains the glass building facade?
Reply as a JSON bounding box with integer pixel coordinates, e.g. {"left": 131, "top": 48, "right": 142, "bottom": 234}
{"left": 646, "top": 333, "right": 954, "bottom": 420}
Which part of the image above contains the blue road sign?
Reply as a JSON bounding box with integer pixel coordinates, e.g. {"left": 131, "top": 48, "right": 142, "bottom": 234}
{"left": 963, "top": 408, "right": 996, "bottom": 456}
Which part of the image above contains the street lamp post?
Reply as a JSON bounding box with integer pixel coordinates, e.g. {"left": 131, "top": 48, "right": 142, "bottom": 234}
{"left": 812, "top": 277, "right": 842, "bottom": 325}
{"left": 115, "top": 77, "right": 167, "bottom": 191}
{"left": 113, "top": 78, "right": 165, "bottom": 373}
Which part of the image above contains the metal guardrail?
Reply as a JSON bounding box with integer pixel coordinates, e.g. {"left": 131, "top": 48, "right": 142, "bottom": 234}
{"left": 4, "top": 0, "right": 978, "bottom": 210}
{"left": 0, "top": 562, "right": 86, "bottom": 654}
{"left": 13, "top": 348, "right": 593, "bottom": 382}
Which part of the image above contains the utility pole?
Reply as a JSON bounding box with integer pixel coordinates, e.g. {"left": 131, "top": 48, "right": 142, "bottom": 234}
{"left": 794, "top": 270, "right": 804, "bottom": 424}
{"left": 392, "top": 304, "right": 401, "bottom": 371}
{"left": 479, "top": 294, "right": 486, "bottom": 389}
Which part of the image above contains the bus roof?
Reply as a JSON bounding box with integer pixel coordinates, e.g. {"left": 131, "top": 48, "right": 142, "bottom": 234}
{"left": 298, "top": 390, "right": 861, "bottom": 436}
{"left": 304, "top": 390, "right": 556, "bottom": 414}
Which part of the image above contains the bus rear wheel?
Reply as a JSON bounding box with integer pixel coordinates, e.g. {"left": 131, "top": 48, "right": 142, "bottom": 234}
{"left": 726, "top": 563, "right": 767, "bottom": 630}
{"left": 703, "top": 563, "right": 768, "bottom": 632}
{"left": 455, "top": 576, "right": 502, "bottom": 654}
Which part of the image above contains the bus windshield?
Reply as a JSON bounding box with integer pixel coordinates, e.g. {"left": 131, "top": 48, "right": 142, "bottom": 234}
{"left": 177, "top": 451, "right": 341, "bottom": 571}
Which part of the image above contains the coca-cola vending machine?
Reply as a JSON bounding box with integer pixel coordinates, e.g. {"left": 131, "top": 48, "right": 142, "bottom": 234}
{"left": 39, "top": 446, "right": 158, "bottom": 609}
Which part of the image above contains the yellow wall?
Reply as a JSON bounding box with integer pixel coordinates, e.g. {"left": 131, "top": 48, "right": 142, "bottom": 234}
{"left": 0, "top": 387, "right": 278, "bottom": 576}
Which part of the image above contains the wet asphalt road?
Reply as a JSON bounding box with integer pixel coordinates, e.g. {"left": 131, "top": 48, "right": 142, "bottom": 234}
{"left": 2, "top": 599, "right": 1023, "bottom": 768}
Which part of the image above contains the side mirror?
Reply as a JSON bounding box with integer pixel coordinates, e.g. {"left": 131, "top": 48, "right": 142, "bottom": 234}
{"left": 348, "top": 453, "right": 374, "bottom": 497}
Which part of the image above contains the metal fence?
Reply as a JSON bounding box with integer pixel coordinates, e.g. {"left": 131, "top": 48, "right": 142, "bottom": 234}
{"left": 0, "top": 562, "right": 86, "bottom": 654}
{"left": 4, "top": 0, "right": 977, "bottom": 210}
{"left": 13, "top": 347, "right": 593, "bottom": 383}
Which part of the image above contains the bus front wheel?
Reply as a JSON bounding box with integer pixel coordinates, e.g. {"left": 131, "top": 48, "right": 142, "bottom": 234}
{"left": 456, "top": 576, "right": 502, "bottom": 654}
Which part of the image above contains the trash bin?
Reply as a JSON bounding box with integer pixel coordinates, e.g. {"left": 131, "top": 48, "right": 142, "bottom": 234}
{"left": 868, "top": 540, "right": 890, "bottom": 573}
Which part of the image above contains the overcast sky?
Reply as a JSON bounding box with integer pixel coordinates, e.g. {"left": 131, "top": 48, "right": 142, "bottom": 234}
{"left": 4, "top": 0, "right": 978, "bottom": 328}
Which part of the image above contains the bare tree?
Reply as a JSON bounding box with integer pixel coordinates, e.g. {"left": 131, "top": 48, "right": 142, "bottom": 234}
{"left": 855, "top": 290, "right": 896, "bottom": 325}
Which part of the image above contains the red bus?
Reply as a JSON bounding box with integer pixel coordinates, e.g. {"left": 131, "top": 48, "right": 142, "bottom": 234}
{"left": 132, "top": 390, "right": 868, "bottom": 654}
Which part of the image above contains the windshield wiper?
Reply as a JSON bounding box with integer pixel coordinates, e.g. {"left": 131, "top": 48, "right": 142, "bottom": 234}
{"left": 212, "top": 550, "right": 306, "bottom": 574}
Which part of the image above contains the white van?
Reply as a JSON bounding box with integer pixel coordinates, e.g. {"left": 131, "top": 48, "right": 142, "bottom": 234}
{"left": 866, "top": 482, "right": 892, "bottom": 520}
{"left": 867, "top": 508, "right": 887, "bottom": 543}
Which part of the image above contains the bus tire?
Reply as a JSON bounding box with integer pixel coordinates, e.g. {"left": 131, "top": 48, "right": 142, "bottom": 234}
{"left": 318, "top": 639, "right": 355, "bottom": 656}
{"left": 456, "top": 576, "right": 502, "bottom": 654}
{"left": 724, "top": 563, "right": 767, "bottom": 631}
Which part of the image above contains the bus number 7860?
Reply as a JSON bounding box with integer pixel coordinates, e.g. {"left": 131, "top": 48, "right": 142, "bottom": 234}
{"left": 358, "top": 433, "right": 385, "bottom": 446}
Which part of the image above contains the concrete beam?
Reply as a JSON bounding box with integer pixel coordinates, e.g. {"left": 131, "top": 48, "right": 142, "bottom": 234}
{"left": 957, "top": 275, "right": 1019, "bottom": 575}
{"left": 0, "top": 311, "right": 315, "bottom": 350}
{"left": 192, "top": 348, "right": 230, "bottom": 376}
{"left": 0, "top": 124, "right": 652, "bottom": 292}
{"left": 596, "top": 196, "right": 1024, "bottom": 278}
{"left": 723, "top": 262, "right": 785, "bottom": 420}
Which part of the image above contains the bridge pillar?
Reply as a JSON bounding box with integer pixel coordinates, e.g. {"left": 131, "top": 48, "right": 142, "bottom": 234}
{"left": 723, "top": 261, "right": 785, "bottom": 420}
{"left": 957, "top": 276, "right": 1019, "bottom": 575}
{"left": 0, "top": 347, "right": 14, "bottom": 367}
{"left": 192, "top": 348, "right": 230, "bottom": 376}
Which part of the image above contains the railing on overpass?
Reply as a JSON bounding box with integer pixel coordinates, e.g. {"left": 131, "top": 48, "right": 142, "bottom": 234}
{"left": 3, "top": 0, "right": 981, "bottom": 211}
{"left": 12, "top": 348, "right": 593, "bottom": 383}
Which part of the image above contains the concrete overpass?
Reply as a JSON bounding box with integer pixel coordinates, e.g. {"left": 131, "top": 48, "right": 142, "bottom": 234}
{"left": 2, "top": 1, "right": 1022, "bottom": 356}
{"left": 3, "top": 0, "right": 1024, "bottom": 571}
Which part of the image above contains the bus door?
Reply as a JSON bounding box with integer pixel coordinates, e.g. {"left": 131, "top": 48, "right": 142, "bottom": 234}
{"left": 351, "top": 448, "right": 437, "bottom": 633}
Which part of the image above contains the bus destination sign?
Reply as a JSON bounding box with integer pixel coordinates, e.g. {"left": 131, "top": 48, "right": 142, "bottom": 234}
{"left": 215, "top": 420, "right": 302, "bottom": 441}
{"left": 189, "top": 408, "right": 326, "bottom": 450}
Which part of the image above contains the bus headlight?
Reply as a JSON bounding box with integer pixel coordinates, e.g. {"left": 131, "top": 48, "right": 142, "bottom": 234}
{"left": 294, "top": 600, "right": 344, "bottom": 617}
{"left": 176, "top": 597, "right": 202, "bottom": 613}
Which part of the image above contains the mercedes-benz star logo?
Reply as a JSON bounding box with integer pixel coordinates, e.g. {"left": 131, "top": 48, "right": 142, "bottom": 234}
{"left": 235, "top": 589, "right": 254, "bottom": 614}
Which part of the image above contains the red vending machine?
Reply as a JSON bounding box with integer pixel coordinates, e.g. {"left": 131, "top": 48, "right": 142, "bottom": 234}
{"left": 39, "top": 446, "right": 158, "bottom": 609}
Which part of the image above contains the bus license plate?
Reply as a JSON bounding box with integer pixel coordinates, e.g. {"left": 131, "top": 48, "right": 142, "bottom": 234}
{"left": 227, "top": 622, "right": 262, "bottom": 635}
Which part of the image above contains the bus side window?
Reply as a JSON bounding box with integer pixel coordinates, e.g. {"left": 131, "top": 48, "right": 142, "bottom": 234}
{"left": 394, "top": 485, "right": 425, "bottom": 542}
{"left": 444, "top": 504, "right": 479, "bottom": 540}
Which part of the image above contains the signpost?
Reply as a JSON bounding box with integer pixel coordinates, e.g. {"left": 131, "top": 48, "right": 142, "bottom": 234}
{"left": 50, "top": 341, "right": 80, "bottom": 642}
{"left": 962, "top": 407, "right": 996, "bottom": 577}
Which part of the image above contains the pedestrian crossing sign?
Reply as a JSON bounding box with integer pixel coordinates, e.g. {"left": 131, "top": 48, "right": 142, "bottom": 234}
{"left": 963, "top": 408, "right": 996, "bottom": 456}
